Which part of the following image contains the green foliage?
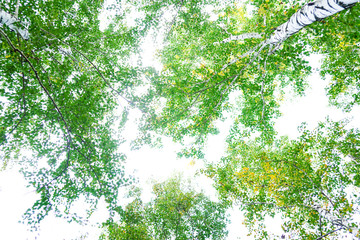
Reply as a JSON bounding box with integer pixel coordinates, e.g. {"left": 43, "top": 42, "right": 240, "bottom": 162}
{"left": 310, "top": 6, "right": 360, "bottom": 111}
{"left": 101, "top": 176, "right": 229, "bottom": 240}
{"left": 0, "top": 0, "right": 146, "bottom": 227}
{"left": 101, "top": 198, "right": 152, "bottom": 240}
{"left": 137, "top": 0, "right": 315, "bottom": 155}
{"left": 205, "top": 120, "right": 360, "bottom": 239}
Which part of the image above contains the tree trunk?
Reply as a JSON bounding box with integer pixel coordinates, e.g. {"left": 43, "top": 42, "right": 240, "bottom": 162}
{"left": 267, "top": 0, "right": 358, "bottom": 45}
{"left": 0, "top": 9, "right": 29, "bottom": 39}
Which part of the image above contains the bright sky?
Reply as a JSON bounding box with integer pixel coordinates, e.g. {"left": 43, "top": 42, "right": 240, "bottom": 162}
{"left": 1, "top": 2, "right": 360, "bottom": 240}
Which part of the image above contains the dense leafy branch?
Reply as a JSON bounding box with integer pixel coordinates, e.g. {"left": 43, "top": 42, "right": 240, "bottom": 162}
{"left": 39, "top": 28, "right": 138, "bottom": 108}
{"left": 0, "top": 28, "right": 73, "bottom": 188}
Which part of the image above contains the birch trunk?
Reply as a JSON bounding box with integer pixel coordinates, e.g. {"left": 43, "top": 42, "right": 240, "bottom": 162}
{"left": 267, "top": 0, "right": 358, "bottom": 45}
{"left": 0, "top": 9, "right": 29, "bottom": 39}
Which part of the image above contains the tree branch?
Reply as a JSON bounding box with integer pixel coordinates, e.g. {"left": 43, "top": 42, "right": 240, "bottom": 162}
{"left": 0, "top": 28, "right": 72, "bottom": 188}
{"left": 15, "top": 0, "right": 20, "bottom": 18}
{"left": 39, "top": 28, "right": 139, "bottom": 109}
{"left": 0, "top": 29, "right": 70, "bottom": 138}
{"left": 214, "top": 32, "right": 263, "bottom": 45}
{"left": 316, "top": 227, "right": 343, "bottom": 240}
{"left": 242, "top": 201, "right": 295, "bottom": 210}
{"left": 260, "top": 48, "right": 271, "bottom": 120}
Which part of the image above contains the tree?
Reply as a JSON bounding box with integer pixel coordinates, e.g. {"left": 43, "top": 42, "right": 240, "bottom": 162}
{"left": 101, "top": 176, "right": 229, "bottom": 240}
{"left": 204, "top": 119, "right": 360, "bottom": 239}
{"left": 0, "top": 0, "right": 148, "bottom": 227}
{"left": 101, "top": 198, "right": 152, "bottom": 240}
{"left": 137, "top": 0, "right": 359, "bottom": 156}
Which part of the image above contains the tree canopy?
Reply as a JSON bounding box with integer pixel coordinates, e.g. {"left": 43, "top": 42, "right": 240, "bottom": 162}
{"left": 101, "top": 176, "right": 229, "bottom": 240}
{"left": 0, "top": 0, "right": 147, "bottom": 226}
{"left": 205, "top": 119, "right": 360, "bottom": 238}
{"left": 1, "top": 0, "right": 359, "bottom": 239}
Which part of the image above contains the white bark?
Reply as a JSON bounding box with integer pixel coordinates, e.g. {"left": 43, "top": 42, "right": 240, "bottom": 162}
{"left": 0, "top": 9, "right": 29, "bottom": 39}
{"left": 15, "top": 0, "right": 20, "bottom": 18}
{"left": 267, "top": 0, "right": 358, "bottom": 45}
{"left": 215, "top": 32, "right": 263, "bottom": 45}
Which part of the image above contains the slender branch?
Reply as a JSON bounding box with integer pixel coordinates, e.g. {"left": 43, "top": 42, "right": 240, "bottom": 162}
{"left": 240, "top": 201, "right": 326, "bottom": 213}
{"left": 15, "top": 0, "right": 20, "bottom": 18}
{"left": 194, "top": 74, "right": 239, "bottom": 132}
{"left": 0, "top": 29, "right": 70, "bottom": 137}
{"left": 316, "top": 227, "right": 343, "bottom": 240}
{"left": 45, "top": 49, "right": 63, "bottom": 68}
{"left": 217, "top": 75, "right": 239, "bottom": 107}
{"left": 176, "top": 92, "right": 202, "bottom": 119}
{"left": 184, "top": 43, "right": 264, "bottom": 143}
{"left": 214, "top": 32, "right": 263, "bottom": 45}
{"left": 57, "top": 47, "right": 83, "bottom": 69}
{"left": 1, "top": 54, "right": 28, "bottom": 146}
{"left": 3, "top": 109, "right": 26, "bottom": 144}
{"left": 43, "top": 137, "right": 72, "bottom": 189}
{"left": 0, "top": 28, "right": 72, "bottom": 188}
{"left": 191, "top": 42, "right": 262, "bottom": 105}
{"left": 190, "top": 42, "right": 262, "bottom": 92}
{"left": 220, "top": 43, "right": 262, "bottom": 72}
{"left": 71, "top": 131, "right": 97, "bottom": 158}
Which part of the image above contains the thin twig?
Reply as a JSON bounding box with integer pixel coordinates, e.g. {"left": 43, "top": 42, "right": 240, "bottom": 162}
{"left": 190, "top": 43, "right": 262, "bottom": 92}
{"left": 316, "top": 227, "right": 343, "bottom": 240}
{"left": 0, "top": 29, "right": 71, "bottom": 138}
